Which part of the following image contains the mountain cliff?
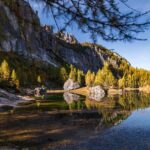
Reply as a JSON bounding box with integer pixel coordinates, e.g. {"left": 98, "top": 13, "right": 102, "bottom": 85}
{"left": 0, "top": 0, "right": 131, "bottom": 87}
{"left": 0, "top": 0, "right": 129, "bottom": 71}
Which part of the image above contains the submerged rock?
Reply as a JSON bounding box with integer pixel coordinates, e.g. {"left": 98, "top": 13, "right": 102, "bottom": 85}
{"left": 63, "top": 92, "right": 80, "bottom": 104}
{"left": 89, "top": 86, "right": 105, "bottom": 101}
{"left": 63, "top": 79, "right": 80, "bottom": 90}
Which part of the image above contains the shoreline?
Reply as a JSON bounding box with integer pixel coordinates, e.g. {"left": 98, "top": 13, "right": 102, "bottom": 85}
{"left": 47, "top": 87, "right": 89, "bottom": 96}
{"left": 0, "top": 86, "right": 149, "bottom": 108}
{"left": 47, "top": 86, "right": 150, "bottom": 96}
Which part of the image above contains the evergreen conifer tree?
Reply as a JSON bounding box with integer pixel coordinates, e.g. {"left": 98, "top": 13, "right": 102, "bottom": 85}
{"left": 11, "top": 69, "right": 20, "bottom": 89}
{"left": 1, "top": 60, "right": 10, "bottom": 80}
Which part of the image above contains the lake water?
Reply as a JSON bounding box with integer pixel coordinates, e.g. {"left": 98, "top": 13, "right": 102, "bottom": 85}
{"left": 0, "top": 92, "right": 150, "bottom": 150}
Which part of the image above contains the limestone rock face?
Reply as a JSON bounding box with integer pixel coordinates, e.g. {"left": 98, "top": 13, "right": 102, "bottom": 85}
{"left": 0, "top": 0, "right": 60, "bottom": 67}
{"left": 56, "top": 32, "right": 78, "bottom": 44}
{"left": 89, "top": 86, "right": 105, "bottom": 101}
{"left": 0, "top": 0, "right": 129, "bottom": 73}
{"left": 63, "top": 79, "right": 80, "bottom": 90}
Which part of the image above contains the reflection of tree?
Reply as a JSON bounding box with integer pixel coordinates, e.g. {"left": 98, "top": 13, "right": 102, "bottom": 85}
{"left": 85, "top": 92, "right": 150, "bottom": 126}
{"left": 118, "top": 92, "right": 150, "bottom": 110}
{"left": 1, "top": 92, "right": 150, "bottom": 149}
{"left": 63, "top": 92, "right": 85, "bottom": 110}
{"left": 85, "top": 98, "right": 130, "bottom": 126}
{"left": 63, "top": 92, "right": 150, "bottom": 126}
{"left": 68, "top": 101, "right": 85, "bottom": 111}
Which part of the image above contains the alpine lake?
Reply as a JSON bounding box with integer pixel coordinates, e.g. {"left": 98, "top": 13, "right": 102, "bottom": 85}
{"left": 0, "top": 91, "right": 150, "bottom": 150}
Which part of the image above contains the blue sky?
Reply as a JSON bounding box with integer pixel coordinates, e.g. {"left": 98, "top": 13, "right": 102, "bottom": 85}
{"left": 29, "top": 0, "right": 150, "bottom": 70}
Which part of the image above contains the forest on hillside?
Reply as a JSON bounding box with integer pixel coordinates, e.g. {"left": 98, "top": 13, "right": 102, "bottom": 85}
{"left": 69, "top": 64, "right": 150, "bottom": 89}
{"left": 0, "top": 52, "right": 149, "bottom": 90}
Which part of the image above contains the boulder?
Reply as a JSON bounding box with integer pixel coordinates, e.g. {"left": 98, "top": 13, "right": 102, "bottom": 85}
{"left": 89, "top": 86, "right": 105, "bottom": 101}
{"left": 34, "top": 87, "right": 46, "bottom": 97}
{"left": 63, "top": 79, "right": 80, "bottom": 90}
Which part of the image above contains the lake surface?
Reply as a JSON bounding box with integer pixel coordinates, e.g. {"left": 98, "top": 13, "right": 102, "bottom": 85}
{"left": 0, "top": 92, "right": 150, "bottom": 150}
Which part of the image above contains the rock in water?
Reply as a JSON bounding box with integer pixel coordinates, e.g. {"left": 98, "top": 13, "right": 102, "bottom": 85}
{"left": 63, "top": 79, "right": 80, "bottom": 90}
{"left": 34, "top": 87, "right": 46, "bottom": 97}
{"left": 89, "top": 86, "right": 105, "bottom": 101}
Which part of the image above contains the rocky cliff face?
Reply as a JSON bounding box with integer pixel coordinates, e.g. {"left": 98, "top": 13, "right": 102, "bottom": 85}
{"left": 0, "top": 0, "right": 60, "bottom": 67}
{"left": 0, "top": 0, "right": 129, "bottom": 72}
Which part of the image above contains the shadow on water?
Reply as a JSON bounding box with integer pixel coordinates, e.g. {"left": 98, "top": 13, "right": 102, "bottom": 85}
{"left": 0, "top": 92, "right": 150, "bottom": 149}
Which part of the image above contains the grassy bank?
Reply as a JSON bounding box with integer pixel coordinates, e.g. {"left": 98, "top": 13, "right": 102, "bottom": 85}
{"left": 47, "top": 87, "right": 89, "bottom": 96}
{"left": 70, "top": 87, "right": 89, "bottom": 96}
{"left": 46, "top": 86, "right": 150, "bottom": 97}
{"left": 139, "top": 86, "right": 150, "bottom": 93}
{"left": 47, "top": 90, "right": 68, "bottom": 94}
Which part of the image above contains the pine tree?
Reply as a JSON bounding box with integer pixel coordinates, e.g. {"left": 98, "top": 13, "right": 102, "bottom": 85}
{"left": 85, "top": 70, "right": 92, "bottom": 87}
{"left": 73, "top": 68, "right": 77, "bottom": 81}
{"left": 94, "top": 69, "right": 103, "bottom": 86}
{"left": 94, "top": 63, "right": 117, "bottom": 87}
{"left": 107, "top": 72, "right": 117, "bottom": 87}
{"left": 60, "top": 67, "right": 68, "bottom": 82}
{"left": 118, "top": 77, "right": 125, "bottom": 89}
{"left": 77, "top": 69, "right": 82, "bottom": 85}
{"left": 127, "top": 74, "right": 132, "bottom": 87}
{"left": 0, "top": 66, "right": 2, "bottom": 81}
{"left": 77, "top": 70, "right": 85, "bottom": 86}
{"left": 91, "top": 72, "right": 95, "bottom": 86}
{"left": 69, "top": 65, "right": 77, "bottom": 81}
{"left": 11, "top": 69, "right": 20, "bottom": 89}
{"left": 1, "top": 60, "right": 10, "bottom": 80}
{"left": 37, "top": 75, "right": 42, "bottom": 85}
{"left": 11, "top": 69, "right": 17, "bottom": 82}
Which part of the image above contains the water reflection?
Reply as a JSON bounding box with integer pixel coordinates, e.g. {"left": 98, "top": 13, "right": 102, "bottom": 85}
{"left": 63, "top": 92, "right": 84, "bottom": 111}
{"left": 88, "top": 93, "right": 105, "bottom": 101}
{"left": 63, "top": 92, "right": 80, "bottom": 104}
{"left": 0, "top": 92, "right": 150, "bottom": 149}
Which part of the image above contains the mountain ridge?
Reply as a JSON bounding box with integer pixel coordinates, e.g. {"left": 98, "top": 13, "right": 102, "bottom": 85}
{"left": 2, "top": 0, "right": 149, "bottom": 89}
{"left": 0, "top": 0, "right": 130, "bottom": 73}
